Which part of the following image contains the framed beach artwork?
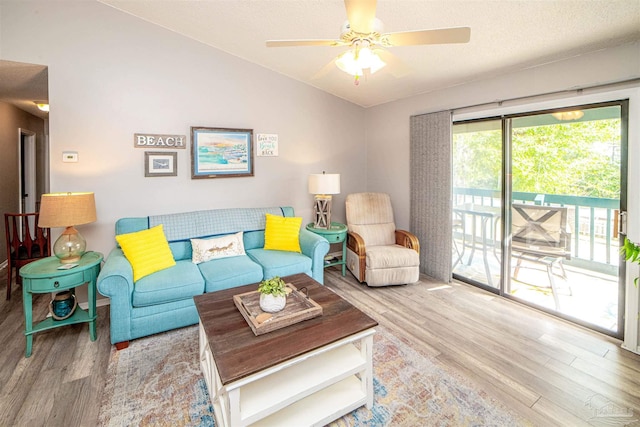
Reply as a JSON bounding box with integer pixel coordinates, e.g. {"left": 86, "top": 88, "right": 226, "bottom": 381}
{"left": 144, "top": 151, "right": 177, "bottom": 177}
{"left": 191, "top": 127, "right": 254, "bottom": 179}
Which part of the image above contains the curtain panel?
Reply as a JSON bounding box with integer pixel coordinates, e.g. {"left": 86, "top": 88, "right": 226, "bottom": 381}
{"left": 410, "top": 111, "right": 452, "bottom": 282}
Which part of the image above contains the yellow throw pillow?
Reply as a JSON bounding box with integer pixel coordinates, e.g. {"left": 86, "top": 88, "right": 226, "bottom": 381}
{"left": 264, "top": 213, "right": 302, "bottom": 253}
{"left": 116, "top": 224, "right": 176, "bottom": 282}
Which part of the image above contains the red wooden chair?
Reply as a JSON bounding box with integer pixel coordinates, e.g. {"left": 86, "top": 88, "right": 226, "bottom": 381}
{"left": 4, "top": 213, "right": 50, "bottom": 300}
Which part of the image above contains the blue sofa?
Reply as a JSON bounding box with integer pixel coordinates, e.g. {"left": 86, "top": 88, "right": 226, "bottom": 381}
{"left": 97, "top": 206, "right": 329, "bottom": 348}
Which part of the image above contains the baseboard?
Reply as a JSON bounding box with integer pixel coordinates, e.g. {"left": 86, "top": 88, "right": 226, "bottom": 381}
{"left": 621, "top": 342, "right": 640, "bottom": 355}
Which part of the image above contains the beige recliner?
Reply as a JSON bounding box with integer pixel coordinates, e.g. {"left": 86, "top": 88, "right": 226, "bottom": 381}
{"left": 345, "top": 193, "right": 420, "bottom": 287}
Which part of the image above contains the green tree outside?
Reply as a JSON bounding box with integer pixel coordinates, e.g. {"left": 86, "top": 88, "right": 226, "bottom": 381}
{"left": 453, "top": 118, "right": 621, "bottom": 198}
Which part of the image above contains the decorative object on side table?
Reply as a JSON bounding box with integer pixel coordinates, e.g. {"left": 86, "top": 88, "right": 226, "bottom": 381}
{"left": 258, "top": 276, "right": 288, "bottom": 313}
{"left": 38, "top": 192, "right": 97, "bottom": 264}
{"left": 49, "top": 290, "right": 77, "bottom": 320}
{"left": 308, "top": 171, "right": 340, "bottom": 229}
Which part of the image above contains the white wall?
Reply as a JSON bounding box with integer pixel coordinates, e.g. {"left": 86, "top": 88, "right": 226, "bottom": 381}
{"left": 0, "top": 1, "right": 367, "bottom": 260}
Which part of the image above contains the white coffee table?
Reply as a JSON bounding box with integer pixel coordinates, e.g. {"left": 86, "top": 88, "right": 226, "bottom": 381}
{"left": 194, "top": 273, "right": 378, "bottom": 427}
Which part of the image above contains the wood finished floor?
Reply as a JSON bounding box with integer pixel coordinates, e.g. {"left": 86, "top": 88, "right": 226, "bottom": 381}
{"left": 0, "top": 266, "right": 639, "bottom": 426}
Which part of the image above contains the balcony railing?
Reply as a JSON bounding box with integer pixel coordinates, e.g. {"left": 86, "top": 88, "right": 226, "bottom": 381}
{"left": 453, "top": 187, "right": 620, "bottom": 274}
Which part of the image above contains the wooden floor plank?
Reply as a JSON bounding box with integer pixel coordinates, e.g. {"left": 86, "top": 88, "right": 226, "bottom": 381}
{"left": 530, "top": 397, "right": 593, "bottom": 427}
{"left": 1, "top": 265, "right": 639, "bottom": 426}
{"left": 323, "top": 268, "right": 640, "bottom": 425}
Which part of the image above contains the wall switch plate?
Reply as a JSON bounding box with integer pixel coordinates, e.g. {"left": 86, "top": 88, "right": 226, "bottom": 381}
{"left": 62, "top": 151, "right": 78, "bottom": 162}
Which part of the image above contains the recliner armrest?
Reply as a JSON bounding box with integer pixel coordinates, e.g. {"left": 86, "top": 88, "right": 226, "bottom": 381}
{"left": 396, "top": 229, "right": 420, "bottom": 253}
{"left": 347, "top": 231, "right": 366, "bottom": 255}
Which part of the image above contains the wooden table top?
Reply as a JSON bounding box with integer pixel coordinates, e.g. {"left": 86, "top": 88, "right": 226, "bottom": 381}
{"left": 194, "top": 273, "right": 378, "bottom": 385}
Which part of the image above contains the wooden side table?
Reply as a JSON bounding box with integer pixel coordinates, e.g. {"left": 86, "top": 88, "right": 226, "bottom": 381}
{"left": 19, "top": 251, "right": 103, "bottom": 357}
{"left": 306, "top": 222, "right": 347, "bottom": 276}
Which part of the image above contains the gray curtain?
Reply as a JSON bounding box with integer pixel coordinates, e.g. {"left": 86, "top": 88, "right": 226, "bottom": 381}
{"left": 410, "top": 111, "right": 452, "bottom": 282}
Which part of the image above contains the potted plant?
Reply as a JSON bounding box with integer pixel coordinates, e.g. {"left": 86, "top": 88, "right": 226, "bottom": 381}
{"left": 258, "top": 276, "right": 287, "bottom": 313}
{"left": 622, "top": 237, "right": 640, "bottom": 286}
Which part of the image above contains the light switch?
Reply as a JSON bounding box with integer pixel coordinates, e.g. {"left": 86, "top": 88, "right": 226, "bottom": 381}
{"left": 62, "top": 152, "right": 78, "bottom": 163}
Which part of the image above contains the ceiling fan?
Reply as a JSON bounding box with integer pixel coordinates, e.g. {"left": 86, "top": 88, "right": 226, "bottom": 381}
{"left": 266, "top": 0, "right": 470, "bottom": 84}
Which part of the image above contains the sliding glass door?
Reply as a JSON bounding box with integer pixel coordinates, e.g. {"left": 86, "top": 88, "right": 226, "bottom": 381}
{"left": 452, "top": 120, "right": 502, "bottom": 290}
{"left": 452, "top": 102, "right": 627, "bottom": 338}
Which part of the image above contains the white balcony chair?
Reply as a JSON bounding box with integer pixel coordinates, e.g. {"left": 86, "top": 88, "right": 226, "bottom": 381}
{"left": 511, "top": 203, "right": 572, "bottom": 309}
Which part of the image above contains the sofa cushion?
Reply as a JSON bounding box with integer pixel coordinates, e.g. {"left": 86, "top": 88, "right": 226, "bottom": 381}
{"left": 264, "top": 213, "right": 302, "bottom": 253}
{"left": 148, "top": 207, "right": 287, "bottom": 242}
{"left": 132, "top": 260, "right": 204, "bottom": 307}
{"left": 198, "top": 255, "right": 264, "bottom": 293}
{"left": 366, "top": 245, "right": 420, "bottom": 269}
{"left": 116, "top": 224, "right": 176, "bottom": 282}
{"left": 243, "top": 230, "right": 264, "bottom": 251}
{"left": 168, "top": 241, "right": 192, "bottom": 261}
{"left": 247, "top": 248, "right": 311, "bottom": 279}
{"left": 191, "top": 232, "right": 245, "bottom": 264}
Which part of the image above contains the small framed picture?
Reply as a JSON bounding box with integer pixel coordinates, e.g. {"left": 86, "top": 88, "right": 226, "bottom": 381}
{"left": 191, "top": 127, "right": 254, "bottom": 179}
{"left": 145, "top": 151, "right": 177, "bottom": 177}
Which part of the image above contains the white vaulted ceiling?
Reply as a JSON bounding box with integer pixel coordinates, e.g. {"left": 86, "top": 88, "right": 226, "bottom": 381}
{"left": 97, "top": 0, "right": 640, "bottom": 107}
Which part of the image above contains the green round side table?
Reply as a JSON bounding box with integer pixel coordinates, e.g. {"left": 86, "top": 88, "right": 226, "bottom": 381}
{"left": 306, "top": 222, "right": 347, "bottom": 276}
{"left": 19, "top": 251, "right": 103, "bottom": 357}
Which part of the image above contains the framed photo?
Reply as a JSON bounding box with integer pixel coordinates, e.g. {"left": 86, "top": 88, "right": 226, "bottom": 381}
{"left": 191, "top": 127, "right": 254, "bottom": 179}
{"left": 144, "top": 151, "right": 177, "bottom": 177}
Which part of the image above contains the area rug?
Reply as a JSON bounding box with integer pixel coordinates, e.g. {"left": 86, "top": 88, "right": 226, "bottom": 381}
{"left": 98, "top": 325, "right": 525, "bottom": 426}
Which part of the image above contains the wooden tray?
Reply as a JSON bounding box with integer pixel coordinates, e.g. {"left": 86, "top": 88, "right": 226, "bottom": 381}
{"left": 233, "top": 283, "right": 323, "bottom": 336}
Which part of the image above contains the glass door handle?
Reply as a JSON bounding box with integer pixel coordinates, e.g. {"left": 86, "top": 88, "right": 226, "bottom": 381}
{"left": 619, "top": 211, "right": 627, "bottom": 236}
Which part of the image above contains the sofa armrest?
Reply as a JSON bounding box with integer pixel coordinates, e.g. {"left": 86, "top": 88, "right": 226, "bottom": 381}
{"left": 396, "top": 229, "right": 420, "bottom": 254}
{"left": 97, "top": 247, "right": 136, "bottom": 344}
{"left": 97, "top": 247, "right": 135, "bottom": 298}
{"left": 299, "top": 228, "right": 330, "bottom": 284}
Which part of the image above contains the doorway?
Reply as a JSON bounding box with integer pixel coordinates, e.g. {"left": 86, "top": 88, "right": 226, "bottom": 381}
{"left": 19, "top": 129, "right": 37, "bottom": 214}
{"left": 452, "top": 101, "right": 627, "bottom": 338}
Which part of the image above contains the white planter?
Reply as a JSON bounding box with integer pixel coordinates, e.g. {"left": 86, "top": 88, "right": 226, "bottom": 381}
{"left": 260, "top": 293, "right": 286, "bottom": 313}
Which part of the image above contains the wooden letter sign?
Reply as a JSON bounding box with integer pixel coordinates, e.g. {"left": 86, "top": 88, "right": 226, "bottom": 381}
{"left": 134, "top": 133, "right": 186, "bottom": 149}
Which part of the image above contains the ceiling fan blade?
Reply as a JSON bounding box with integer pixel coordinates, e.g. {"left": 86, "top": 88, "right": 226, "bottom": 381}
{"left": 383, "top": 27, "right": 471, "bottom": 46}
{"left": 374, "top": 49, "right": 412, "bottom": 78}
{"left": 266, "top": 39, "right": 342, "bottom": 47}
{"left": 311, "top": 58, "right": 339, "bottom": 80}
{"left": 344, "top": 0, "right": 377, "bottom": 34}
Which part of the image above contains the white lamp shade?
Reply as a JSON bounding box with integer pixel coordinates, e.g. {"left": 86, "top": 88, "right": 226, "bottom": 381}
{"left": 308, "top": 174, "right": 340, "bottom": 195}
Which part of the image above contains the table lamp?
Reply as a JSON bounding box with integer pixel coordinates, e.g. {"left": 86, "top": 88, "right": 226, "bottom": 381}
{"left": 308, "top": 172, "right": 340, "bottom": 229}
{"left": 38, "top": 192, "right": 97, "bottom": 263}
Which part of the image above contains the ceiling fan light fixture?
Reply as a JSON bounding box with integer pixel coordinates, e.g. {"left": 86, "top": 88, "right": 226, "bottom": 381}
{"left": 335, "top": 46, "right": 386, "bottom": 77}
{"left": 335, "top": 49, "right": 361, "bottom": 76}
{"left": 359, "top": 47, "right": 386, "bottom": 73}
